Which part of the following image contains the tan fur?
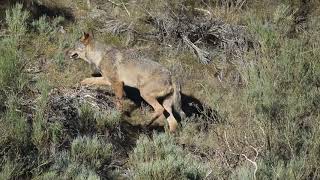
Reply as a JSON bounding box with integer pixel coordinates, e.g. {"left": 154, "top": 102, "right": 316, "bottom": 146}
{"left": 68, "top": 32, "right": 185, "bottom": 132}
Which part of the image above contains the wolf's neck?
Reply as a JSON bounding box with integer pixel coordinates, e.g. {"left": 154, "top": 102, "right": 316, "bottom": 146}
{"left": 85, "top": 42, "right": 103, "bottom": 67}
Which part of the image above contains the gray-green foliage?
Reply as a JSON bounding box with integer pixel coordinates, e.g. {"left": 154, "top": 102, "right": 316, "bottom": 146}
{"left": 80, "top": 103, "right": 121, "bottom": 131}
{"left": 242, "top": 4, "right": 320, "bottom": 179}
{"left": 1, "top": 1, "right": 320, "bottom": 180}
{"left": 5, "top": 3, "right": 29, "bottom": 42}
{"left": 63, "top": 163, "right": 100, "bottom": 180}
{"left": 40, "top": 136, "right": 111, "bottom": 179}
{"left": 129, "top": 133, "right": 206, "bottom": 180}
{"left": 71, "top": 135, "right": 112, "bottom": 169}
{"left": 32, "top": 15, "right": 64, "bottom": 36}
{"left": 0, "top": 96, "right": 29, "bottom": 179}
{"left": 95, "top": 109, "right": 122, "bottom": 129}
{"left": 0, "top": 3, "right": 31, "bottom": 179}
{"left": 0, "top": 39, "right": 21, "bottom": 95}
{"left": 33, "top": 151, "right": 101, "bottom": 180}
{"left": 0, "top": 159, "right": 16, "bottom": 180}
{"left": 31, "top": 15, "right": 66, "bottom": 67}
{"left": 31, "top": 171, "right": 59, "bottom": 180}
{"left": 0, "top": 3, "right": 29, "bottom": 97}
{"left": 0, "top": 95, "right": 29, "bottom": 146}
{"left": 32, "top": 79, "right": 51, "bottom": 153}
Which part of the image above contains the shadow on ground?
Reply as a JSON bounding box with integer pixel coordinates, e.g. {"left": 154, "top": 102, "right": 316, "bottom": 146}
{"left": 124, "top": 86, "right": 222, "bottom": 124}
{"left": 1, "top": 0, "right": 74, "bottom": 21}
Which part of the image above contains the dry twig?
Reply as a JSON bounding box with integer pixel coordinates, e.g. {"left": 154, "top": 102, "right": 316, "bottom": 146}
{"left": 224, "top": 131, "right": 260, "bottom": 180}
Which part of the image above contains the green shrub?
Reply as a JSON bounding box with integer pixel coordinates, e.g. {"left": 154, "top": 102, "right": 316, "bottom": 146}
{"left": 0, "top": 3, "right": 29, "bottom": 100}
{"left": 0, "top": 156, "right": 29, "bottom": 180}
{"left": 48, "top": 121, "right": 64, "bottom": 146}
{"left": 129, "top": 133, "right": 207, "bottom": 180}
{"left": 32, "top": 79, "right": 51, "bottom": 153}
{"left": 0, "top": 95, "right": 29, "bottom": 147}
{"left": 242, "top": 4, "right": 320, "bottom": 179}
{"left": 32, "top": 16, "right": 64, "bottom": 36}
{"left": 32, "top": 171, "right": 59, "bottom": 180}
{"left": 64, "top": 163, "right": 100, "bottom": 180}
{"left": 0, "top": 159, "right": 15, "bottom": 180}
{"left": 0, "top": 40, "right": 21, "bottom": 98}
{"left": 80, "top": 104, "right": 122, "bottom": 132}
{"left": 71, "top": 135, "right": 112, "bottom": 169}
{"left": 79, "top": 104, "right": 97, "bottom": 133}
{"left": 38, "top": 151, "right": 100, "bottom": 180}
{"left": 5, "top": 3, "right": 29, "bottom": 43}
{"left": 230, "top": 164, "right": 255, "bottom": 180}
{"left": 95, "top": 109, "right": 122, "bottom": 129}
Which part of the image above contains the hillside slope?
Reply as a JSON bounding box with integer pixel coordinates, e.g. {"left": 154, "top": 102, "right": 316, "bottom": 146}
{"left": 0, "top": 0, "right": 319, "bottom": 179}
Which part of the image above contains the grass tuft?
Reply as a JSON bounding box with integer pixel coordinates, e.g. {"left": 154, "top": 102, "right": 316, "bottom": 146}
{"left": 129, "top": 133, "right": 207, "bottom": 180}
{"left": 71, "top": 135, "right": 112, "bottom": 169}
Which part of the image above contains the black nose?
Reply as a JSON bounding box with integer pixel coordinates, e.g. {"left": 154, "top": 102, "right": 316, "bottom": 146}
{"left": 71, "top": 53, "right": 79, "bottom": 58}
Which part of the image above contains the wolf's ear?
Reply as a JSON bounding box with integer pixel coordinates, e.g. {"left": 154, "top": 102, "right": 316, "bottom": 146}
{"left": 83, "top": 32, "right": 90, "bottom": 39}
{"left": 81, "top": 32, "right": 91, "bottom": 44}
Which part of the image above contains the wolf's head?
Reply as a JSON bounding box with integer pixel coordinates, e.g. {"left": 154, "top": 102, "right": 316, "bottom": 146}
{"left": 68, "top": 32, "right": 92, "bottom": 62}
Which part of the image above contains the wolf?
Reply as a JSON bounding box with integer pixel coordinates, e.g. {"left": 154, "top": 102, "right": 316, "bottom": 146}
{"left": 68, "top": 32, "right": 185, "bottom": 132}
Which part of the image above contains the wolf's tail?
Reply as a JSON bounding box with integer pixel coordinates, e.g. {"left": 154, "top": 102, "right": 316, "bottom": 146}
{"left": 172, "top": 79, "right": 186, "bottom": 120}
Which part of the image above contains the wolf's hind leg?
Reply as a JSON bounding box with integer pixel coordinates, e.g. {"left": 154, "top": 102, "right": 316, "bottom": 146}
{"left": 163, "top": 97, "right": 178, "bottom": 132}
{"left": 140, "top": 94, "right": 165, "bottom": 123}
{"left": 81, "top": 77, "right": 111, "bottom": 86}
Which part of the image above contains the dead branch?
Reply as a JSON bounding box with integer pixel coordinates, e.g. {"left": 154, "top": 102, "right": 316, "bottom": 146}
{"left": 194, "top": 8, "right": 212, "bottom": 17}
{"left": 121, "top": 0, "right": 130, "bottom": 17}
{"left": 87, "top": 0, "right": 258, "bottom": 70}
{"left": 224, "top": 131, "right": 259, "bottom": 180}
{"left": 106, "top": 0, "right": 121, "bottom": 6}
{"left": 182, "top": 35, "right": 211, "bottom": 64}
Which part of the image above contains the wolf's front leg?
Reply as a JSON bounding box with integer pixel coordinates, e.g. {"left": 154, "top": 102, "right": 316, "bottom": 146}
{"left": 111, "top": 81, "right": 125, "bottom": 110}
{"left": 80, "top": 77, "right": 111, "bottom": 86}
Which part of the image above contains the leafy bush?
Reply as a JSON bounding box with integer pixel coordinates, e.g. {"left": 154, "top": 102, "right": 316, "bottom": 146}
{"left": 32, "top": 79, "right": 51, "bottom": 153}
{"left": 0, "top": 3, "right": 29, "bottom": 101}
{"left": 0, "top": 95, "right": 29, "bottom": 147}
{"left": 80, "top": 104, "right": 122, "bottom": 133}
{"left": 0, "top": 94, "right": 35, "bottom": 179}
{"left": 32, "top": 171, "right": 58, "bottom": 180}
{"left": 0, "top": 40, "right": 21, "bottom": 98}
{"left": 0, "top": 159, "right": 16, "bottom": 180}
{"left": 32, "top": 15, "right": 64, "bottom": 36}
{"left": 5, "top": 3, "right": 29, "bottom": 42}
{"left": 63, "top": 162, "right": 100, "bottom": 180}
{"left": 71, "top": 135, "right": 112, "bottom": 169}
{"left": 242, "top": 4, "right": 320, "bottom": 179}
{"left": 129, "top": 133, "right": 207, "bottom": 180}
{"left": 36, "top": 151, "right": 101, "bottom": 180}
{"left": 95, "top": 109, "right": 122, "bottom": 129}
